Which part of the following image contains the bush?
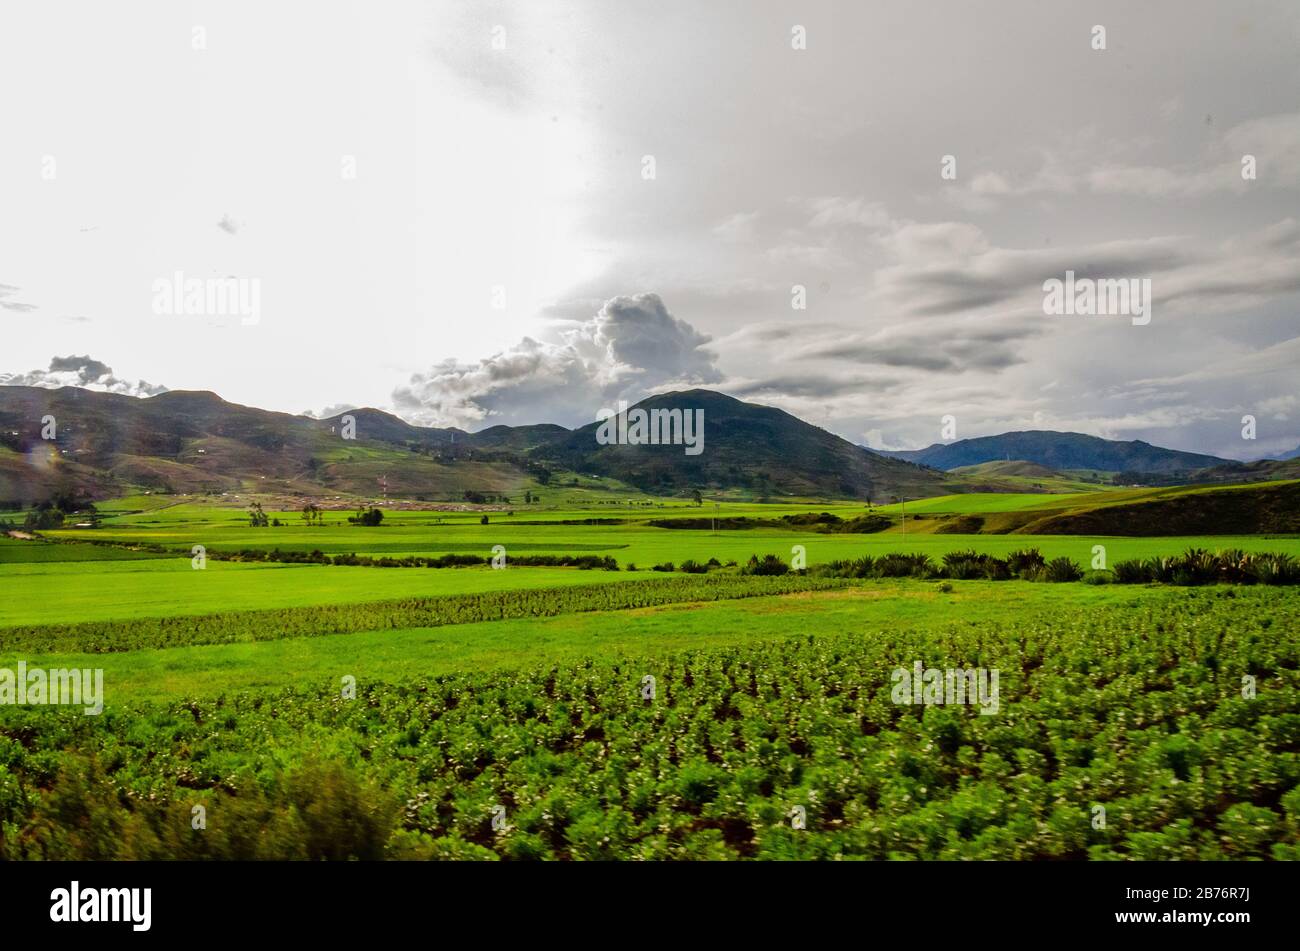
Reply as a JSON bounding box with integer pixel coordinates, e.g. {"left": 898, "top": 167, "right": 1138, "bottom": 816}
{"left": 741, "top": 554, "right": 790, "bottom": 576}
{"left": 1251, "top": 553, "right": 1299, "bottom": 586}
{"left": 874, "top": 552, "right": 933, "bottom": 578}
{"left": 1006, "top": 548, "right": 1045, "bottom": 577}
{"left": 1145, "top": 556, "right": 1177, "bottom": 584}
{"left": 1042, "top": 557, "right": 1082, "bottom": 583}
{"left": 1112, "top": 559, "right": 1151, "bottom": 584}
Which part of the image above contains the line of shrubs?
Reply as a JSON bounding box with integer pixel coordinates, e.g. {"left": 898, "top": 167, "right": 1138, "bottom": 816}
{"left": 644, "top": 558, "right": 736, "bottom": 573}
{"left": 735, "top": 547, "right": 1300, "bottom": 585}
{"left": 210, "top": 549, "right": 622, "bottom": 570}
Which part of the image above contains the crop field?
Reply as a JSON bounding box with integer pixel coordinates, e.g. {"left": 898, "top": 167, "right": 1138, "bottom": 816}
{"left": 2, "top": 495, "right": 1298, "bottom": 861}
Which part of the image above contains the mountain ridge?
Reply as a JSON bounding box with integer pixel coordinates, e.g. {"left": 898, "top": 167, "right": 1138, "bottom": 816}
{"left": 874, "top": 430, "right": 1233, "bottom": 473}
{"left": 2, "top": 384, "right": 1292, "bottom": 505}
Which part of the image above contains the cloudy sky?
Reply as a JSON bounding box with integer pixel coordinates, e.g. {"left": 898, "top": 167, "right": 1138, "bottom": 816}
{"left": 2, "top": 0, "right": 1297, "bottom": 458}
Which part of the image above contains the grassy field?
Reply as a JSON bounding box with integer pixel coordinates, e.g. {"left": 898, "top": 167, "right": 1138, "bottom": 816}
{"left": 0, "top": 579, "right": 1208, "bottom": 703}
{"left": 18, "top": 494, "right": 1300, "bottom": 571}
{"left": 1, "top": 493, "right": 1298, "bottom": 861}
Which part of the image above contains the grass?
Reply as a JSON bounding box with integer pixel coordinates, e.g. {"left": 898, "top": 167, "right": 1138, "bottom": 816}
{"left": 3, "top": 489, "right": 1299, "bottom": 862}
{"left": 0, "top": 579, "right": 1235, "bottom": 703}
{"left": 0, "top": 560, "right": 639, "bottom": 626}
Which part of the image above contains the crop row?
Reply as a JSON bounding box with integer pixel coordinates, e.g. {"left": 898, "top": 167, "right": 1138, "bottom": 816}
{"left": 772, "top": 547, "right": 1300, "bottom": 585}
{"left": 0, "top": 574, "right": 849, "bottom": 654}
{"left": 1, "top": 587, "right": 1296, "bottom": 859}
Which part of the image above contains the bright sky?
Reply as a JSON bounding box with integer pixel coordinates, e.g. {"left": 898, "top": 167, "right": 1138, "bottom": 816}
{"left": 2, "top": 1, "right": 1298, "bottom": 459}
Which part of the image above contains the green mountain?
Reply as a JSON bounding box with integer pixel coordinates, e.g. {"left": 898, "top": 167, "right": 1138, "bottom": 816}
{"left": 5, "top": 385, "right": 1286, "bottom": 507}
{"left": 877, "top": 430, "right": 1231, "bottom": 473}
{"left": 542, "top": 389, "right": 953, "bottom": 501}
{"left": 0, "top": 385, "right": 951, "bottom": 505}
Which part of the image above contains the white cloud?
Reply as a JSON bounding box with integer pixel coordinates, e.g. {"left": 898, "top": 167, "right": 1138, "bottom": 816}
{"left": 391, "top": 293, "right": 721, "bottom": 428}
{"left": 0, "top": 355, "right": 168, "bottom": 397}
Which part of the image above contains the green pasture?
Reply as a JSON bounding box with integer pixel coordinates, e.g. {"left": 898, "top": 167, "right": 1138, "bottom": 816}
{"left": 0, "top": 560, "right": 632, "bottom": 627}
{"left": 0, "top": 579, "right": 1255, "bottom": 705}
{"left": 32, "top": 516, "right": 1300, "bottom": 572}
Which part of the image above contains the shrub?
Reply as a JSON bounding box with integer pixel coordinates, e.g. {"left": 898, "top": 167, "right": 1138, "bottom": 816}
{"left": 874, "top": 552, "right": 933, "bottom": 578}
{"left": 1144, "top": 556, "right": 1177, "bottom": 584}
{"left": 1006, "top": 548, "right": 1045, "bottom": 577}
{"left": 1112, "top": 559, "right": 1150, "bottom": 584}
{"left": 1251, "top": 553, "right": 1299, "bottom": 586}
{"left": 941, "top": 550, "right": 986, "bottom": 580}
{"left": 741, "top": 554, "right": 790, "bottom": 576}
{"left": 1042, "top": 557, "right": 1082, "bottom": 583}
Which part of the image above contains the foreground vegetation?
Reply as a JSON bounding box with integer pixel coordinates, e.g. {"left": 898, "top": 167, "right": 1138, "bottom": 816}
{"left": 2, "top": 493, "right": 1297, "bottom": 861}
{"left": 1, "top": 586, "right": 1296, "bottom": 860}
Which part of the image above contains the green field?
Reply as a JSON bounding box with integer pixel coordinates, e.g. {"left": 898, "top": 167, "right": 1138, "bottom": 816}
{"left": 2, "top": 493, "right": 1298, "bottom": 861}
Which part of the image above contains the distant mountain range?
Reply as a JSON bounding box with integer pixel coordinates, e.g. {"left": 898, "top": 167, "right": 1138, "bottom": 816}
{"left": 875, "top": 430, "right": 1231, "bottom": 473}
{"left": 0, "top": 386, "right": 953, "bottom": 505}
{"left": 873, "top": 430, "right": 1300, "bottom": 486}
{"left": 1, "top": 385, "right": 1294, "bottom": 506}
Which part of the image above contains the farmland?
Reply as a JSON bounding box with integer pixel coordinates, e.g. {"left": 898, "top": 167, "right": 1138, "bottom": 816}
{"left": 1, "top": 492, "right": 1298, "bottom": 860}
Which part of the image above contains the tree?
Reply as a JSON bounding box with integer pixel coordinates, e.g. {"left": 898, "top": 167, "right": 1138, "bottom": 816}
{"left": 347, "top": 507, "right": 383, "bottom": 527}
{"left": 692, "top": 489, "right": 703, "bottom": 506}
{"left": 248, "top": 502, "right": 269, "bottom": 527}
{"left": 480, "top": 515, "right": 489, "bottom": 525}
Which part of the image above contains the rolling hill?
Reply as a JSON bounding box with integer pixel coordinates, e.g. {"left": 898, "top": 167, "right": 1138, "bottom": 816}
{"left": 876, "top": 431, "right": 1231, "bottom": 473}
{"left": 0, "top": 386, "right": 952, "bottom": 504}
{"left": 543, "top": 389, "right": 954, "bottom": 501}
{"left": 4, "top": 384, "right": 1294, "bottom": 510}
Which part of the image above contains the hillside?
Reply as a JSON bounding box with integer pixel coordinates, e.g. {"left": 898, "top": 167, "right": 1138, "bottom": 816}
{"left": 879, "top": 430, "right": 1230, "bottom": 473}
{"left": 542, "top": 390, "right": 954, "bottom": 502}
{"left": 0, "top": 385, "right": 953, "bottom": 504}
{"left": 950, "top": 460, "right": 1062, "bottom": 480}
{"left": 0, "top": 386, "right": 527, "bottom": 504}
{"left": 1019, "top": 480, "right": 1300, "bottom": 536}
{"left": 6, "top": 383, "right": 1288, "bottom": 508}
{"left": 944, "top": 460, "right": 1108, "bottom": 494}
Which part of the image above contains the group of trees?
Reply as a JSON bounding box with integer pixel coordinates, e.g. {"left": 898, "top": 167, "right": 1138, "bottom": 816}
{"left": 2, "top": 494, "right": 98, "bottom": 532}
{"left": 348, "top": 507, "right": 384, "bottom": 526}
{"left": 462, "top": 489, "right": 544, "bottom": 505}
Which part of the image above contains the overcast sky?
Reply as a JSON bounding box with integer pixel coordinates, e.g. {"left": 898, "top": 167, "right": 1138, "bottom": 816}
{"left": 2, "top": 0, "right": 1297, "bottom": 458}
